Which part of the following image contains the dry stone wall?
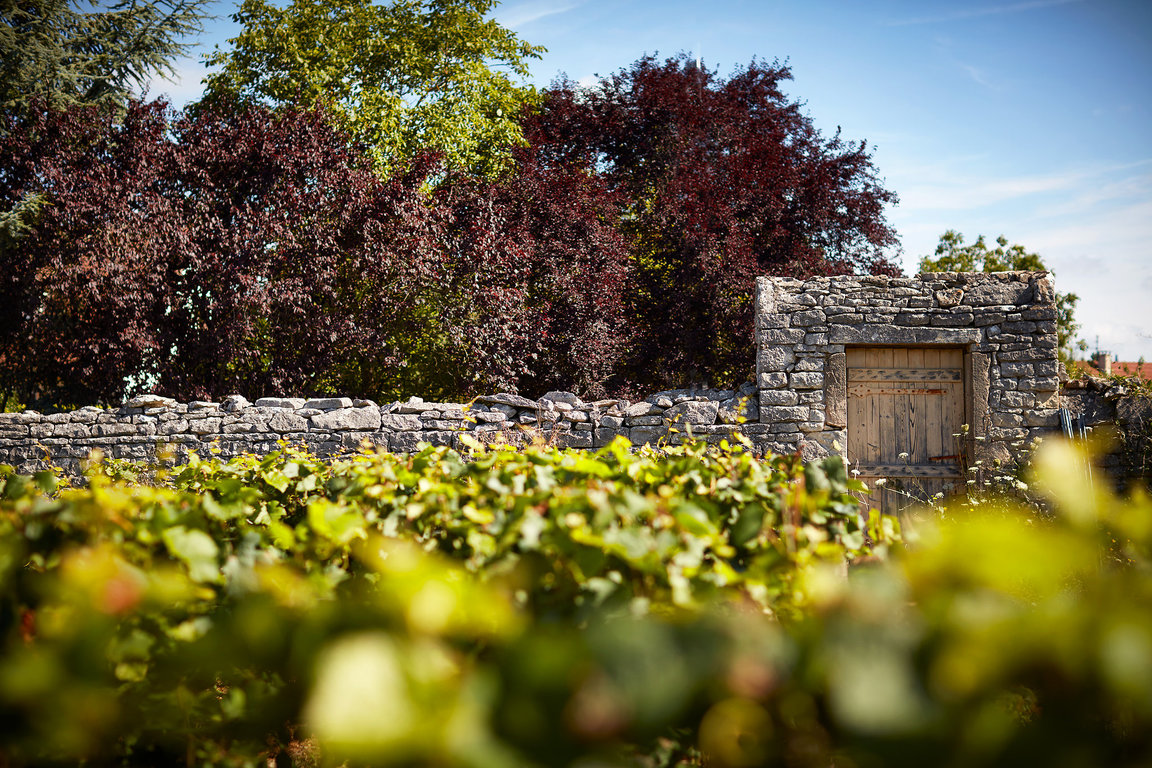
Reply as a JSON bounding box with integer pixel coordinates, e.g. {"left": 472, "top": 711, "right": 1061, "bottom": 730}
{"left": 0, "top": 386, "right": 760, "bottom": 475}
{"left": 1061, "top": 378, "right": 1152, "bottom": 491}
{"left": 0, "top": 271, "right": 1073, "bottom": 478}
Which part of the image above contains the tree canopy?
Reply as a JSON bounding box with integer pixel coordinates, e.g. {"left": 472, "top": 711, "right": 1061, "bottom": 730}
{"left": 919, "top": 229, "right": 1046, "bottom": 272}
{"left": 919, "top": 230, "right": 1084, "bottom": 361}
{"left": 0, "top": 98, "right": 630, "bottom": 409}
{"left": 525, "top": 55, "right": 901, "bottom": 390}
{"left": 199, "top": 0, "right": 544, "bottom": 176}
{"left": 0, "top": 0, "right": 210, "bottom": 115}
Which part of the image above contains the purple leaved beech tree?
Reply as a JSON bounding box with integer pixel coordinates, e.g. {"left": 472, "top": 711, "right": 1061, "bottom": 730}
{"left": 156, "top": 104, "right": 444, "bottom": 400}
{"left": 0, "top": 100, "right": 178, "bottom": 409}
{"left": 0, "top": 100, "right": 446, "bottom": 407}
{"left": 435, "top": 146, "right": 631, "bottom": 399}
{"left": 0, "top": 99, "right": 632, "bottom": 407}
{"left": 524, "top": 55, "right": 902, "bottom": 391}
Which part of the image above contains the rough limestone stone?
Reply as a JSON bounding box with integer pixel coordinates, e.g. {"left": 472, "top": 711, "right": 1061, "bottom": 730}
{"left": 541, "top": 391, "right": 582, "bottom": 406}
{"left": 189, "top": 418, "right": 221, "bottom": 435}
{"left": 123, "top": 394, "right": 176, "bottom": 409}
{"left": 303, "top": 397, "right": 354, "bottom": 411}
{"left": 824, "top": 352, "right": 847, "bottom": 429}
{"left": 758, "top": 390, "right": 799, "bottom": 406}
{"left": 664, "top": 400, "right": 719, "bottom": 426}
{"left": 629, "top": 426, "right": 666, "bottom": 446}
{"left": 624, "top": 401, "right": 660, "bottom": 418}
{"left": 758, "top": 372, "right": 788, "bottom": 389}
{"left": 933, "top": 288, "right": 964, "bottom": 308}
{"left": 310, "top": 406, "right": 381, "bottom": 431}
{"left": 255, "top": 397, "right": 306, "bottom": 409}
{"left": 475, "top": 393, "right": 537, "bottom": 409}
{"left": 790, "top": 372, "right": 824, "bottom": 390}
{"left": 268, "top": 411, "right": 308, "bottom": 432}
{"left": 757, "top": 347, "right": 794, "bottom": 372}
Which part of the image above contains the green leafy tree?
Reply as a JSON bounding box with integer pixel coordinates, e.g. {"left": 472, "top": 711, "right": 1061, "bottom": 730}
{"left": 199, "top": 0, "right": 544, "bottom": 176}
{"left": 920, "top": 230, "right": 1085, "bottom": 361}
{"left": 0, "top": 0, "right": 210, "bottom": 114}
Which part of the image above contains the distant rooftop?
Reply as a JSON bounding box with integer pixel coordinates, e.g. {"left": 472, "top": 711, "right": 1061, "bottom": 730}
{"left": 1074, "top": 352, "right": 1151, "bottom": 379}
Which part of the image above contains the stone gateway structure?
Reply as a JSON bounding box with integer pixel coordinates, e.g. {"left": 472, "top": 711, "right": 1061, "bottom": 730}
{"left": 1, "top": 272, "right": 1070, "bottom": 509}
{"left": 755, "top": 271, "right": 1059, "bottom": 512}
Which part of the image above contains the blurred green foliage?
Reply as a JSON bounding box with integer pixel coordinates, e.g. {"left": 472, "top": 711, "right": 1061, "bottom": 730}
{"left": 0, "top": 438, "right": 1149, "bottom": 766}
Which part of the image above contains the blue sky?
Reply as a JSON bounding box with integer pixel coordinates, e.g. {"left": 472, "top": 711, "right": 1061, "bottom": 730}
{"left": 154, "top": 0, "right": 1152, "bottom": 361}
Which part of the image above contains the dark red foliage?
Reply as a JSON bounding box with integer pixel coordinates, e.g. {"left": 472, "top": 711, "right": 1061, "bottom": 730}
{"left": 524, "top": 55, "right": 902, "bottom": 390}
{"left": 0, "top": 100, "right": 178, "bottom": 408}
{"left": 0, "top": 57, "right": 901, "bottom": 407}
{"left": 0, "top": 99, "right": 630, "bottom": 407}
{"left": 434, "top": 147, "right": 631, "bottom": 399}
{"left": 155, "top": 105, "right": 444, "bottom": 400}
{"left": 0, "top": 100, "right": 446, "bottom": 406}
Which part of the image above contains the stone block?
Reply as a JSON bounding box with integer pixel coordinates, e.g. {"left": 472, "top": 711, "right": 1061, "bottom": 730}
{"left": 420, "top": 430, "right": 458, "bottom": 447}
{"left": 96, "top": 422, "right": 143, "bottom": 437}
{"left": 390, "top": 431, "right": 424, "bottom": 453}
{"left": 761, "top": 405, "right": 809, "bottom": 423}
{"left": 475, "top": 393, "right": 538, "bottom": 409}
{"left": 934, "top": 288, "right": 964, "bottom": 308}
{"left": 930, "top": 312, "right": 974, "bottom": 327}
{"left": 790, "top": 372, "right": 824, "bottom": 390}
{"left": 268, "top": 411, "right": 309, "bottom": 432}
{"left": 303, "top": 397, "right": 353, "bottom": 411}
{"left": 123, "top": 394, "right": 175, "bottom": 410}
{"left": 1000, "top": 362, "right": 1034, "bottom": 378}
{"left": 664, "top": 400, "right": 719, "bottom": 426}
{"left": 1023, "top": 409, "right": 1059, "bottom": 428}
{"left": 1021, "top": 306, "right": 1057, "bottom": 321}
{"left": 420, "top": 419, "right": 465, "bottom": 431}
{"left": 221, "top": 395, "right": 251, "bottom": 412}
{"left": 794, "top": 356, "right": 825, "bottom": 372}
{"left": 829, "top": 325, "right": 981, "bottom": 345}
{"left": 542, "top": 391, "right": 582, "bottom": 406}
{"left": 962, "top": 281, "right": 1030, "bottom": 306}
{"left": 896, "top": 312, "right": 929, "bottom": 326}
{"left": 310, "top": 406, "right": 381, "bottom": 431}
{"left": 758, "top": 389, "right": 798, "bottom": 406}
{"left": 255, "top": 397, "right": 306, "bottom": 409}
{"left": 758, "top": 328, "right": 807, "bottom": 344}
{"left": 630, "top": 426, "right": 666, "bottom": 446}
{"left": 825, "top": 352, "right": 847, "bottom": 428}
{"left": 625, "top": 401, "right": 661, "bottom": 417}
{"left": 792, "top": 309, "right": 826, "bottom": 326}
{"left": 757, "top": 346, "right": 795, "bottom": 372}
{"left": 594, "top": 427, "right": 626, "bottom": 446}
{"left": 1001, "top": 391, "right": 1034, "bottom": 409}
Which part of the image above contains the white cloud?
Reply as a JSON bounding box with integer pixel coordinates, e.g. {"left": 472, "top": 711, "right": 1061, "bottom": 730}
{"left": 896, "top": 170, "right": 1083, "bottom": 212}
{"left": 884, "top": 0, "right": 1083, "bottom": 27}
{"left": 498, "top": 0, "right": 582, "bottom": 29}
{"left": 960, "top": 62, "right": 1002, "bottom": 91}
{"left": 892, "top": 167, "right": 1152, "bottom": 360}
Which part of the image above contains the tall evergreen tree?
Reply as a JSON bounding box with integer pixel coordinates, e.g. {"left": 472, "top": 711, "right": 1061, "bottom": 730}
{"left": 0, "top": 0, "right": 211, "bottom": 114}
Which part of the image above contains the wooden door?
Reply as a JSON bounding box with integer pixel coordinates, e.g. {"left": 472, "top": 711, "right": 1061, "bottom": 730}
{"left": 847, "top": 347, "right": 965, "bottom": 515}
